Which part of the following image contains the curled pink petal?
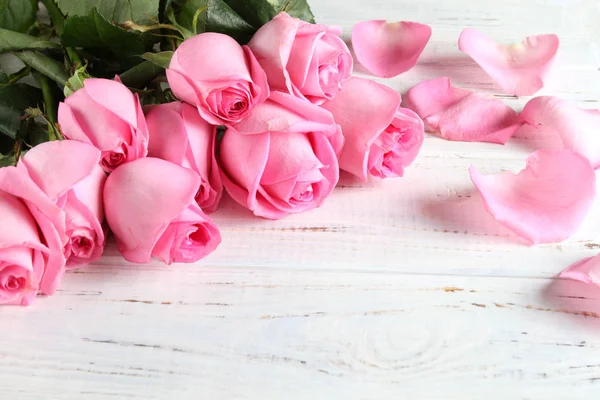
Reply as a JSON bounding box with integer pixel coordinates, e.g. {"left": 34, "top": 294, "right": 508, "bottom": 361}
{"left": 404, "top": 77, "right": 522, "bottom": 144}
{"left": 458, "top": 28, "right": 559, "bottom": 96}
{"left": 560, "top": 254, "right": 600, "bottom": 285}
{"left": 470, "top": 149, "right": 596, "bottom": 245}
{"left": 352, "top": 20, "right": 431, "bottom": 78}
{"left": 521, "top": 96, "right": 600, "bottom": 169}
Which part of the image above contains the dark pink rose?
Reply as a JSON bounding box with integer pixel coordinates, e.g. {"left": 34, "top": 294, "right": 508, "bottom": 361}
{"left": 104, "top": 158, "right": 221, "bottom": 264}
{"left": 249, "top": 12, "right": 353, "bottom": 105}
{"left": 167, "top": 33, "right": 269, "bottom": 126}
{"left": 146, "top": 102, "right": 223, "bottom": 213}
{"left": 58, "top": 78, "right": 149, "bottom": 173}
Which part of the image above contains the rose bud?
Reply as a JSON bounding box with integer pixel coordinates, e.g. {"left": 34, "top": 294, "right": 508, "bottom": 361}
{"left": 322, "top": 77, "right": 424, "bottom": 181}
{"left": 58, "top": 78, "right": 149, "bottom": 173}
{"left": 0, "top": 167, "right": 67, "bottom": 304}
{"left": 249, "top": 12, "right": 353, "bottom": 105}
{"left": 146, "top": 102, "right": 223, "bottom": 213}
{"left": 104, "top": 158, "right": 221, "bottom": 264}
{"left": 167, "top": 33, "right": 269, "bottom": 126}
{"left": 220, "top": 92, "right": 340, "bottom": 220}
{"left": 18, "top": 141, "right": 107, "bottom": 268}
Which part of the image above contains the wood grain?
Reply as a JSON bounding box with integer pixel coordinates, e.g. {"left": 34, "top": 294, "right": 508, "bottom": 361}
{"left": 1, "top": 0, "right": 600, "bottom": 398}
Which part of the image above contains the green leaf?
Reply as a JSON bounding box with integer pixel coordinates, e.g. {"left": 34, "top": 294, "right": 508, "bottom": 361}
{"left": 62, "top": 9, "right": 147, "bottom": 59}
{"left": 119, "top": 60, "right": 164, "bottom": 88}
{"left": 15, "top": 51, "right": 69, "bottom": 87}
{"left": 0, "top": 83, "right": 42, "bottom": 139}
{"left": 0, "top": 28, "right": 61, "bottom": 54}
{"left": 177, "top": 0, "right": 254, "bottom": 43}
{"left": 0, "top": 151, "right": 15, "bottom": 167}
{"left": 56, "top": 0, "right": 160, "bottom": 25}
{"left": 0, "top": 0, "right": 38, "bottom": 33}
{"left": 224, "top": 0, "right": 314, "bottom": 25}
{"left": 141, "top": 51, "right": 173, "bottom": 69}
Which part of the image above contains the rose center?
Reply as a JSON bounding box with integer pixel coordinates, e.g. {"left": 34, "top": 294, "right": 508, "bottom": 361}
{"left": 292, "top": 186, "right": 315, "bottom": 203}
{"left": 70, "top": 235, "right": 95, "bottom": 258}
{"left": 187, "top": 225, "right": 211, "bottom": 247}
{"left": 4, "top": 276, "right": 25, "bottom": 292}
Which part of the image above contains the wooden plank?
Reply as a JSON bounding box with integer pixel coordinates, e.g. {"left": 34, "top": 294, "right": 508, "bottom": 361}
{"left": 1, "top": 268, "right": 600, "bottom": 399}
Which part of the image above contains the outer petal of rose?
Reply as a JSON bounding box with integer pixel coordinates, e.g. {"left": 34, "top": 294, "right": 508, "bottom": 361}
{"left": 17, "top": 141, "right": 102, "bottom": 201}
{"left": 104, "top": 158, "right": 201, "bottom": 263}
{"left": 322, "top": 77, "right": 401, "bottom": 180}
{"left": 249, "top": 12, "right": 300, "bottom": 95}
{"left": 404, "top": 77, "right": 522, "bottom": 144}
{"left": 83, "top": 78, "right": 139, "bottom": 127}
{"left": 231, "top": 91, "right": 343, "bottom": 154}
{"left": 147, "top": 103, "right": 188, "bottom": 166}
{"left": 172, "top": 33, "right": 253, "bottom": 83}
{"left": 219, "top": 129, "right": 270, "bottom": 211}
{"left": 458, "top": 28, "right": 559, "bottom": 96}
{"left": 469, "top": 149, "right": 596, "bottom": 245}
{"left": 560, "top": 254, "right": 600, "bottom": 285}
{"left": 0, "top": 167, "right": 66, "bottom": 295}
{"left": 352, "top": 20, "right": 432, "bottom": 78}
{"left": 521, "top": 96, "right": 600, "bottom": 169}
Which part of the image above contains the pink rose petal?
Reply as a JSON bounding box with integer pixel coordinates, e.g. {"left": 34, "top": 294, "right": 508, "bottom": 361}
{"left": 521, "top": 96, "right": 600, "bottom": 169}
{"left": 469, "top": 149, "right": 596, "bottom": 245}
{"left": 404, "top": 77, "right": 522, "bottom": 144}
{"left": 560, "top": 254, "right": 600, "bottom": 285}
{"left": 458, "top": 28, "right": 559, "bottom": 96}
{"left": 352, "top": 20, "right": 432, "bottom": 78}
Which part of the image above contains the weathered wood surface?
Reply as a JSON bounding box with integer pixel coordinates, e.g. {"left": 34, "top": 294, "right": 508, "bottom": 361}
{"left": 1, "top": 0, "right": 600, "bottom": 398}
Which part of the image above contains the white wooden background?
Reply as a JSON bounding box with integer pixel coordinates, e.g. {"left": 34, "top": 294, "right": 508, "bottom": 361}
{"left": 2, "top": 1, "right": 600, "bottom": 398}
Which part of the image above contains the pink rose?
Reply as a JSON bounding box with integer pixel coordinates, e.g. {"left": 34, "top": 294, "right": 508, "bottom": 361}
{"left": 220, "top": 92, "right": 340, "bottom": 219}
{"left": 249, "top": 12, "right": 353, "bottom": 105}
{"left": 322, "top": 77, "right": 424, "bottom": 181}
{"left": 0, "top": 167, "right": 67, "bottom": 304}
{"left": 167, "top": 33, "right": 269, "bottom": 126}
{"left": 146, "top": 102, "right": 223, "bottom": 213}
{"left": 18, "top": 141, "right": 107, "bottom": 268}
{"left": 58, "top": 78, "right": 149, "bottom": 173}
{"left": 104, "top": 158, "right": 221, "bottom": 264}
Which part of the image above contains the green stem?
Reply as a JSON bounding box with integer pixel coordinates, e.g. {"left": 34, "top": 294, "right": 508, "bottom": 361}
{"left": 66, "top": 47, "right": 83, "bottom": 69}
{"left": 40, "top": 0, "right": 64, "bottom": 36}
{"left": 40, "top": 0, "right": 82, "bottom": 69}
{"left": 4, "top": 66, "right": 31, "bottom": 84}
{"left": 34, "top": 72, "right": 57, "bottom": 124}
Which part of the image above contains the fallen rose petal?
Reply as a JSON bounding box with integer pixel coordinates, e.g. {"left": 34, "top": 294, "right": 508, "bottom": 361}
{"left": 560, "top": 254, "right": 600, "bottom": 284}
{"left": 458, "top": 28, "right": 559, "bottom": 96}
{"left": 469, "top": 149, "right": 596, "bottom": 245}
{"left": 352, "top": 20, "right": 432, "bottom": 78}
{"left": 521, "top": 96, "right": 600, "bottom": 169}
{"left": 404, "top": 77, "right": 522, "bottom": 144}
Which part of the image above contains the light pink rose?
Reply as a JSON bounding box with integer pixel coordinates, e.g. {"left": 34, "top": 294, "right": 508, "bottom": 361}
{"left": 167, "top": 33, "right": 269, "bottom": 126}
{"left": 146, "top": 102, "right": 223, "bottom": 213}
{"left": 58, "top": 78, "right": 149, "bottom": 173}
{"left": 249, "top": 12, "right": 353, "bottom": 105}
{"left": 18, "top": 141, "right": 107, "bottom": 268}
{"left": 104, "top": 158, "right": 221, "bottom": 264}
{"left": 0, "top": 167, "right": 67, "bottom": 304}
{"left": 220, "top": 92, "right": 340, "bottom": 220}
{"left": 322, "top": 77, "right": 424, "bottom": 181}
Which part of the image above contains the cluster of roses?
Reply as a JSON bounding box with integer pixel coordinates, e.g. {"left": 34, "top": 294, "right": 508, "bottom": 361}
{"left": 0, "top": 13, "right": 425, "bottom": 306}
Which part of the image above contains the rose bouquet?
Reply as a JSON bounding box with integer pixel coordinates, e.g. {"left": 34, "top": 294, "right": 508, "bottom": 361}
{"left": 0, "top": 0, "right": 599, "bottom": 306}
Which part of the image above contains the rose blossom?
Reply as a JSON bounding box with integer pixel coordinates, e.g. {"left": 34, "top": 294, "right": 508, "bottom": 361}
{"left": 249, "top": 12, "right": 353, "bottom": 105}
{"left": 146, "top": 102, "right": 223, "bottom": 213}
{"left": 58, "top": 78, "right": 149, "bottom": 173}
{"left": 322, "top": 77, "right": 424, "bottom": 181}
{"left": 220, "top": 92, "right": 340, "bottom": 219}
{"left": 104, "top": 158, "right": 221, "bottom": 264}
{"left": 167, "top": 33, "right": 269, "bottom": 126}
{"left": 0, "top": 167, "right": 67, "bottom": 304}
{"left": 18, "top": 141, "right": 107, "bottom": 268}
